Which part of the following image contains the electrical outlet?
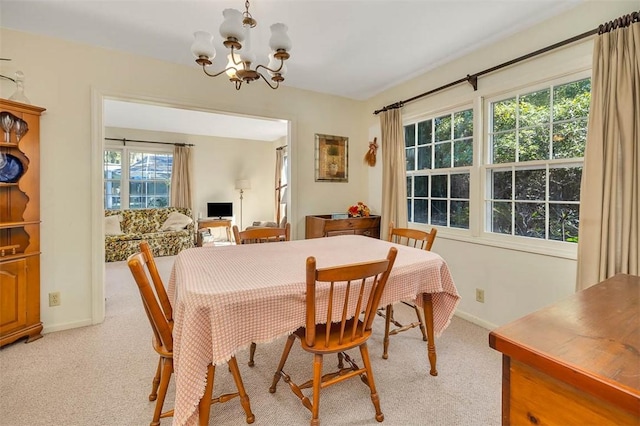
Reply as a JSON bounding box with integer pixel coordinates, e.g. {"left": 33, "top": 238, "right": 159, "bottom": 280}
{"left": 49, "top": 292, "right": 61, "bottom": 307}
{"left": 475, "top": 288, "right": 485, "bottom": 303}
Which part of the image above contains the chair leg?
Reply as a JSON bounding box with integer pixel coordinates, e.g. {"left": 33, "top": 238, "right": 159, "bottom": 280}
{"left": 382, "top": 304, "right": 392, "bottom": 359}
{"left": 269, "top": 334, "right": 296, "bottom": 393}
{"left": 413, "top": 304, "right": 428, "bottom": 341}
{"left": 198, "top": 364, "right": 215, "bottom": 426}
{"left": 310, "top": 353, "right": 323, "bottom": 426}
{"left": 228, "top": 356, "right": 256, "bottom": 424}
{"left": 359, "top": 343, "right": 384, "bottom": 422}
{"left": 149, "top": 357, "right": 162, "bottom": 401}
{"left": 151, "top": 357, "right": 173, "bottom": 426}
{"left": 248, "top": 342, "right": 257, "bottom": 367}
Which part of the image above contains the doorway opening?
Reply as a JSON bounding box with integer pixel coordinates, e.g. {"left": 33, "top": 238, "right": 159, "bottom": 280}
{"left": 92, "top": 92, "right": 293, "bottom": 324}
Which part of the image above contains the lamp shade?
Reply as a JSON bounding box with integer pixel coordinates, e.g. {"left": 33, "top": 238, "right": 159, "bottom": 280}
{"left": 191, "top": 31, "right": 216, "bottom": 60}
{"left": 219, "top": 8, "right": 245, "bottom": 41}
{"left": 235, "top": 179, "right": 251, "bottom": 190}
{"left": 269, "top": 23, "right": 291, "bottom": 51}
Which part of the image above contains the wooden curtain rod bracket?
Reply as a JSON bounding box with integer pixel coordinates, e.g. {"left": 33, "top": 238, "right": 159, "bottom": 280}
{"left": 466, "top": 75, "right": 478, "bottom": 91}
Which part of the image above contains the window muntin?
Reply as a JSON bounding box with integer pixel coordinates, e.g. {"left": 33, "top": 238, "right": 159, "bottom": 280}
{"left": 104, "top": 150, "right": 122, "bottom": 210}
{"left": 406, "top": 107, "right": 473, "bottom": 229}
{"left": 486, "top": 77, "right": 590, "bottom": 243}
{"left": 103, "top": 147, "right": 173, "bottom": 210}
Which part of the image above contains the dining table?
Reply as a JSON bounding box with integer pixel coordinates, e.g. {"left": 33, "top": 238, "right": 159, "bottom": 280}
{"left": 167, "top": 234, "right": 460, "bottom": 426}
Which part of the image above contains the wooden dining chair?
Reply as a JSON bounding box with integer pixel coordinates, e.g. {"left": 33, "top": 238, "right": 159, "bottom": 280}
{"left": 233, "top": 222, "right": 291, "bottom": 367}
{"left": 379, "top": 221, "right": 437, "bottom": 359}
{"left": 269, "top": 247, "right": 398, "bottom": 426}
{"left": 233, "top": 222, "right": 291, "bottom": 245}
{"left": 127, "top": 245, "right": 255, "bottom": 426}
{"left": 137, "top": 242, "right": 173, "bottom": 405}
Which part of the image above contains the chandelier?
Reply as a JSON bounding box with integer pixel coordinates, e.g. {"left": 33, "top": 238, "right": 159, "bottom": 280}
{"left": 190, "top": 0, "right": 291, "bottom": 90}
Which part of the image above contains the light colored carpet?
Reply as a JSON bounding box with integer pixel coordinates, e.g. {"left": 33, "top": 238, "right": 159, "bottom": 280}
{"left": 0, "top": 255, "right": 501, "bottom": 426}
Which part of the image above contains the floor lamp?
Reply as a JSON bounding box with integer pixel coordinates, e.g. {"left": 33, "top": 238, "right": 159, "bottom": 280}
{"left": 235, "top": 179, "right": 251, "bottom": 230}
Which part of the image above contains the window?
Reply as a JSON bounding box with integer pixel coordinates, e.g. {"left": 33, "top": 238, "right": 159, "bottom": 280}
{"left": 104, "top": 150, "right": 122, "bottom": 209}
{"left": 405, "top": 108, "right": 473, "bottom": 229}
{"left": 485, "top": 77, "right": 590, "bottom": 242}
{"left": 103, "top": 147, "right": 173, "bottom": 210}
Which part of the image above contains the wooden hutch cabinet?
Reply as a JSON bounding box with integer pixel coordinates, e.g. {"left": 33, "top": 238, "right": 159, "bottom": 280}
{"left": 0, "top": 99, "right": 45, "bottom": 347}
{"left": 305, "top": 215, "right": 381, "bottom": 239}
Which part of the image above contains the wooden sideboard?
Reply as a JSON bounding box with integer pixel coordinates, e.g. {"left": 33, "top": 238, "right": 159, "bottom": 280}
{"left": 305, "top": 215, "right": 380, "bottom": 239}
{"left": 489, "top": 273, "right": 640, "bottom": 425}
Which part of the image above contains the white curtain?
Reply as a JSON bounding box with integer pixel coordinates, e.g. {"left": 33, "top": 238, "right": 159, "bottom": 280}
{"left": 170, "top": 145, "right": 193, "bottom": 210}
{"left": 380, "top": 109, "right": 408, "bottom": 239}
{"left": 576, "top": 20, "right": 640, "bottom": 290}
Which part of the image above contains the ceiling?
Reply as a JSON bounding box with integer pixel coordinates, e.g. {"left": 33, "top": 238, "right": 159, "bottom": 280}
{"left": 1, "top": 0, "right": 583, "bottom": 140}
{"left": 104, "top": 99, "right": 289, "bottom": 141}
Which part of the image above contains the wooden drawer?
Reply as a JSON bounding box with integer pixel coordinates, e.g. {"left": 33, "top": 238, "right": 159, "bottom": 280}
{"left": 306, "top": 215, "right": 381, "bottom": 239}
{"left": 508, "top": 359, "right": 637, "bottom": 425}
{"left": 322, "top": 217, "right": 378, "bottom": 232}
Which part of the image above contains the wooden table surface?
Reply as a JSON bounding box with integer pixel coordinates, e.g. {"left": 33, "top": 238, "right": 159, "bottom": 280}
{"left": 489, "top": 273, "right": 640, "bottom": 424}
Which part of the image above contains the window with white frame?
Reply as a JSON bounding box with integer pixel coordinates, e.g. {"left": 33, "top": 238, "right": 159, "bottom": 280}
{"left": 405, "top": 107, "right": 473, "bottom": 229}
{"left": 104, "top": 147, "right": 173, "bottom": 210}
{"left": 485, "top": 76, "right": 590, "bottom": 242}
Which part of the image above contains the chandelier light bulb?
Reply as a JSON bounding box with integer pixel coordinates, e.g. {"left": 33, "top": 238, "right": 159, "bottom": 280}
{"left": 191, "top": 31, "right": 216, "bottom": 61}
{"left": 226, "top": 54, "right": 239, "bottom": 79}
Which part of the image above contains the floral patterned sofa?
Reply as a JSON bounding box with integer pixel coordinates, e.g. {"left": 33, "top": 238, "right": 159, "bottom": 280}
{"left": 104, "top": 207, "right": 195, "bottom": 262}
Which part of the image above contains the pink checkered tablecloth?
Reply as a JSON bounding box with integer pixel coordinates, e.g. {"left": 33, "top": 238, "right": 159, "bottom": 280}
{"left": 168, "top": 235, "right": 460, "bottom": 426}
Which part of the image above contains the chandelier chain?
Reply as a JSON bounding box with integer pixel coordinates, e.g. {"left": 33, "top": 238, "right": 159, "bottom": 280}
{"left": 243, "top": 0, "right": 256, "bottom": 28}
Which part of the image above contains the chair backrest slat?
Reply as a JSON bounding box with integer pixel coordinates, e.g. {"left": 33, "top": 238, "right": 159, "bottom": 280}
{"left": 351, "top": 279, "right": 367, "bottom": 341}
{"left": 387, "top": 221, "right": 437, "bottom": 251}
{"left": 305, "top": 247, "right": 398, "bottom": 349}
{"left": 233, "top": 223, "right": 291, "bottom": 244}
{"left": 140, "top": 241, "right": 173, "bottom": 322}
{"left": 127, "top": 251, "right": 173, "bottom": 353}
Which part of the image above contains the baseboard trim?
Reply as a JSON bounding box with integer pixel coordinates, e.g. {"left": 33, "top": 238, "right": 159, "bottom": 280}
{"left": 43, "top": 318, "right": 93, "bottom": 334}
{"left": 454, "top": 311, "right": 498, "bottom": 331}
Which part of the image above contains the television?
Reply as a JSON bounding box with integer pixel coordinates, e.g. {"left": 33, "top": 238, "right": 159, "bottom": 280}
{"left": 207, "top": 202, "right": 233, "bottom": 219}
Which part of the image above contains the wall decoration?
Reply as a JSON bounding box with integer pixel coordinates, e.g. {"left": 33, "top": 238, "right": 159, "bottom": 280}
{"left": 364, "top": 137, "right": 378, "bottom": 166}
{"left": 315, "top": 133, "right": 348, "bottom": 182}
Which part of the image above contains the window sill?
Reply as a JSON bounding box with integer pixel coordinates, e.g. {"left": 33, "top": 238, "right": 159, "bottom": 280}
{"left": 411, "top": 224, "right": 578, "bottom": 260}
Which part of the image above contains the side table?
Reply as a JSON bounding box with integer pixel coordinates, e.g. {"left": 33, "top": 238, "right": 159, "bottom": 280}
{"left": 197, "top": 218, "right": 232, "bottom": 246}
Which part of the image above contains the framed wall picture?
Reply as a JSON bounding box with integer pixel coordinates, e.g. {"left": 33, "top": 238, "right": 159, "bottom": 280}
{"left": 315, "top": 133, "right": 348, "bottom": 182}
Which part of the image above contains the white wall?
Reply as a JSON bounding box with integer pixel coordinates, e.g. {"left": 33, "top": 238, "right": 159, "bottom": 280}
{"left": 364, "top": 1, "right": 637, "bottom": 328}
{"left": 105, "top": 126, "right": 278, "bottom": 228}
{"left": 0, "top": 29, "right": 369, "bottom": 332}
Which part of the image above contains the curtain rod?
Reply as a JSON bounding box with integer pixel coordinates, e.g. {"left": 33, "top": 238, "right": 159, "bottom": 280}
{"left": 373, "top": 9, "right": 639, "bottom": 115}
{"left": 105, "top": 137, "right": 195, "bottom": 147}
{"left": 276, "top": 144, "right": 288, "bottom": 151}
